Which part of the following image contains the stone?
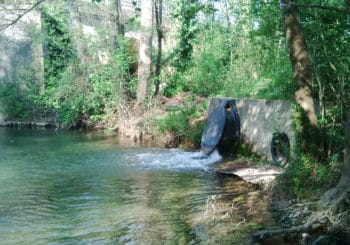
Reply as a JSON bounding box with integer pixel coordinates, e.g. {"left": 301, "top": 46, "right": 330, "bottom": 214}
{"left": 214, "top": 160, "right": 283, "bottom": 185}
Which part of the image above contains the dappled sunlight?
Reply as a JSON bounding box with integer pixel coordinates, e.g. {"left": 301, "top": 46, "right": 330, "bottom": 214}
{"left": 236, "top": 99, "right": 295, "bottom": 161}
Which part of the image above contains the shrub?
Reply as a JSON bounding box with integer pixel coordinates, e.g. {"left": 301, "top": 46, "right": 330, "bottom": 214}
{"left": 158, "top": 97, "right": 207, "bottom": 147}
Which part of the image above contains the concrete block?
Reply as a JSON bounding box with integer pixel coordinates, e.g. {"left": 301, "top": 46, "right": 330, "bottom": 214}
{"left": 208, "top": 98, "right": 295, "bottom": 162}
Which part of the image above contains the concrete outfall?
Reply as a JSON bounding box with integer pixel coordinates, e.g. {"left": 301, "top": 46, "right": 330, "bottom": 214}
{"left": 214, "top": 160, "right": 283, "bottom": 186}
{"left": 206, "top": 98, "right": 295, "bottom": 163}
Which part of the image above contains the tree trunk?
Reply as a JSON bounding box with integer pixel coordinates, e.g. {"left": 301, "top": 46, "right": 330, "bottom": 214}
{"left": 345, "top": 0, "right": 350, "bottom": 14}
{"left": 66, "top": 0, "right": 87, "bottom": 65}
{"left": 154, "top": 0, "right": 162, "bottom": 96}
{"left": 136, "top": 0, "right": 153, "bottom": 104}
{"left": 115, "top": 0, "right": 124, "bottom": 36}
{"left": 282, "top": 0, "right": 318, "bottom": 126}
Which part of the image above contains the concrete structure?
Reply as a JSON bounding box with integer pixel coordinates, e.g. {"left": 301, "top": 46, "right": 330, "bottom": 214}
{"left": 0, "top": 5, "right": 43, "bottom": 85}
{"left": 208, "top": 98, "right": 295, "bottom": 161}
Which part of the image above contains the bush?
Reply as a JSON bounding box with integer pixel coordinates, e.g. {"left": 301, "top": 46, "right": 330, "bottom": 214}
{"left": 158, "top": 97, "right": 207, "bottom": 147}
{"left": 53, "top": 39, "right": 133, "bottom": 127}
{"left": 277, "top": 153, "right": 341, "bottom": 200}
{"left": 0, "top": 68, "right": 44, "bottom": 121}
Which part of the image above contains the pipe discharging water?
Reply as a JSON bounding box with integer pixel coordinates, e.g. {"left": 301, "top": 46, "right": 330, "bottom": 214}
{"left": 201, "top": 98, "right": 240, "bottom": 156}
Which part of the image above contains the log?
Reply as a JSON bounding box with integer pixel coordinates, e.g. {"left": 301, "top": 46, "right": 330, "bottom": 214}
{"left": 250, "top": 216, "right": 322, "bottom": 243}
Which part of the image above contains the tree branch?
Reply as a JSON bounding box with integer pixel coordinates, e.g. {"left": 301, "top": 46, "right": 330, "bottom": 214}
{"left": 278, "top": 1, "right": 347, "bottom": 14}
{"left": 0, "top": 0, "right": 46, "bottom": 31}
{"left": 297, "top": 3, "right": 347, "bottom": 13}
{"left": 251, "top": 216, "right": 323, "bottom": 243}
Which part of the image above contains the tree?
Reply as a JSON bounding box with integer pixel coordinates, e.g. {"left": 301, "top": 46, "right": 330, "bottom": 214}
{"left": 346, "top": 0, "right": 350, "bottom": 13}
{"left": 174, "top": 0, "right": 201, "bottom": 71}
{"left": 281, "top": 0, "right": 317, "bottom": 126}
{"left": 136, "top": 0, "right": 153, "bottom": 104}
{"left": 115, "top": 0, "right": 124, "bottom": 36}
{"left": 154, "top": 0, "right": 163, "bottom": 96}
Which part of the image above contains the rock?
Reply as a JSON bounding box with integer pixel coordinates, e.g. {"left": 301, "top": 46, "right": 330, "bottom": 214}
{"left": 214, "top": 159, "right": 283, "bottom": 185}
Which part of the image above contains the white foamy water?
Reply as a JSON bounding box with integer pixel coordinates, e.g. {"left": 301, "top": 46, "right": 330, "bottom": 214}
{"left": 126, "top": 149, "right": 222, "bottom": 171}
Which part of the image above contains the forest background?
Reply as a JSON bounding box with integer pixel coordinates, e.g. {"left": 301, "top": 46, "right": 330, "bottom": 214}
{"left": 0, "top": 0, "right": 349, "bottom": 237}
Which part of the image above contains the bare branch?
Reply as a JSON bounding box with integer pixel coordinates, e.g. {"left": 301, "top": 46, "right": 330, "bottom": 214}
{"left": 0, "top": 0, "right": 46, "bottom": 31}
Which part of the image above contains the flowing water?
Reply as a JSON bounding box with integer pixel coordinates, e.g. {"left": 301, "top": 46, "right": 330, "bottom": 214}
{"left": 0, "top": 128, "right": 276, "bottom": 244}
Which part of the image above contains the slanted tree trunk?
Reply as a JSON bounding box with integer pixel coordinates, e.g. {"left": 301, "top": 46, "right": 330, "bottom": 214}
{"left": 282, "top": 0, "right": 318, "bottom": 126}
{"left": 154, "top": 0, "right": 163, "bottom": 96}
{"left": 136, "top": 0, "right": 153, "bottom": 105}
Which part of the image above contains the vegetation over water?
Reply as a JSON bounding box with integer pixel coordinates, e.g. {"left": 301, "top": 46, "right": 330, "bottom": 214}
{"left": 0, "top": 0, "right": 349, "bottom": 242}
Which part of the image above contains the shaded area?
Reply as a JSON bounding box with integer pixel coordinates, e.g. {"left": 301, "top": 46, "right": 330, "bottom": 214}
{"left": 271, "top": 132, "right": 290, "bottom": 166}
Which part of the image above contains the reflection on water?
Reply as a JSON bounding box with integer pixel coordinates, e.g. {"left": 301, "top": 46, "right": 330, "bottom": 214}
{"left": 0, "top": 128, "right": 274, "bottom": 244}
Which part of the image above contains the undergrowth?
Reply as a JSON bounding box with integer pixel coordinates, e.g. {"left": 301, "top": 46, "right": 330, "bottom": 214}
{"left": 158, "top": 96, "right": 207, "bottom": 148}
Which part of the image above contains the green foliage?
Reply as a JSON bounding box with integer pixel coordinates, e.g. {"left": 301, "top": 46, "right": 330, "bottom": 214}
{"left": 159, "top": 97, "right": 207, "bottom": 147}
{"left": 171, "top": 0, "right": 203, "bottom": 71}
{"left": 163, "top": 0, "right": 208, "bottom": 97}
{"left": 0, "top": 82, "right": 33, "bottom": 120}
{"left": 276, "top": 103, "right": 343, "bottom": 200}
{"left": 279, "top": 154, "right": 341, "bottom": 200}
{"left": 181, "top": 25, "right": 229, "bottom": 96}
{"left": 164, "top": 0, "right": 293, "bottom": 100}
{"left": 0, "top": 68, "right": 44, "bottom": 121}
{"left": 52, "top": 38, "right": 134, "bottom": 127}
{"left": 42, "top": 6, "right": 75, "bottom": 91}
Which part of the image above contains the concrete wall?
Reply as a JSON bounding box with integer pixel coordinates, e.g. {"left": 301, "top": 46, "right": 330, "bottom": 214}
{"left": 0, "top": 0, "right": 118, "bottom": 86}
{"left": 208, "top": 98, "right": 295, "bottom": 161}
{"left": 0, "top": 6, "right": 43, "bottom": 85}
{"left": 236, "top": 98, "right": 295, "bottom": 160}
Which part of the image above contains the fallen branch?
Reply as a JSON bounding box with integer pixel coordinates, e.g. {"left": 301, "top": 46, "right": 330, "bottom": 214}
{"left": 250, "top": 216, "right": 324, "bottom": 243}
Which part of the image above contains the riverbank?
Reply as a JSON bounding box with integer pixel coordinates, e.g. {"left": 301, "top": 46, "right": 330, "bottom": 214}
{"left": 213, "top": 158, "right": 350, "bottom": 244}
{"left": 0, "top": 121, "right": 58, "bottom": 128}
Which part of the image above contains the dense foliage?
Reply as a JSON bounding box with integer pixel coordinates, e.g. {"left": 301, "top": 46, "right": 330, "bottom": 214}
{"left": 1, "top": 5, "right": 135, "bottom": 128}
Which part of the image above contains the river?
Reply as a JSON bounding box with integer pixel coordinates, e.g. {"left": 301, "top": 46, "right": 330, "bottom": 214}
{"left": 0, "top": 128, "right": 277, "bottom": 244}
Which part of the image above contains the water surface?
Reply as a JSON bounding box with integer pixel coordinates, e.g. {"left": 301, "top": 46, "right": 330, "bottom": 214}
{"left": 0, "top": 128, "right": 275, "bottom": 244}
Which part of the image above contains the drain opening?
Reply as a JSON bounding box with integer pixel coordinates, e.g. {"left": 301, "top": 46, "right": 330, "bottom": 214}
{"left": 271, "top": 132, "right": 290, "bottom": 166}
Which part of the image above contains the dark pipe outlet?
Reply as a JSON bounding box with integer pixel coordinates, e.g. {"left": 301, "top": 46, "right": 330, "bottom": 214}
{"left": 201, "top": 98, "right": 240, "bottom": 156}
{"left": 271, "top": 132, "right": 290, "bottom": 166}
{"left": 217, "top": 101, "right": 240, "bottom": 155}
